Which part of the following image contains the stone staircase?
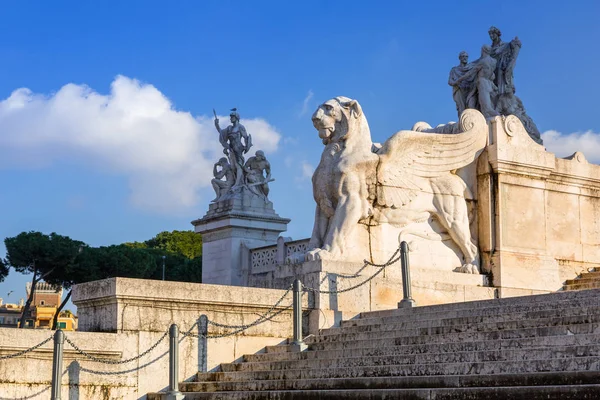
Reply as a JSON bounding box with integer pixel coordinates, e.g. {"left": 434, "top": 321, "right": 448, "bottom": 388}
{"left": 563, "top": 269, "right": 600, "bottom": 291}
{"left": 149, "top": 289, "right": 600, "bottom": 399}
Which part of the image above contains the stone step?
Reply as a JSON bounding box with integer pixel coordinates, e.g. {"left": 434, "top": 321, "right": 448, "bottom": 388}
{"left": 180, "top": 370, "right": 600, "bottom": 393}
{"left": 219, "top": 344, "right": 600, "bottom": 373}
{"left": 348, "top": 290, "right": 600, "bottom": 325}
{"left": 152, "top": 384, "right": 600, "bottom": 399}
{"left": 355, "top": 288, "right": 600, "bottom": 321}
{"left": 244, "top": 333, "right": 600, "bottom": 363}
{"left": 580, "top": 270, "right": 600, "bottom": 277}
{"left": 308, "top": 314, "right": 600, "bottom": 344}
{"left": 564, "top": 277, "right": 600, "bottom": 285}
{"left": 264, "top": 342, "right": 291, "bottom": 354}
{"left": 308, "top": 322, "right": 600, "bottom": 351}
{"left": 564, "top": 282, "right": 600, "bottom": 291}
{"left": 196, "top": 356, "right": 600, "bottom": 383}
{"left": 343, "top": 298, "right": 600, "bottom": 329}
{"left": 330, "top": 304, "right": 600, "bottom": 335}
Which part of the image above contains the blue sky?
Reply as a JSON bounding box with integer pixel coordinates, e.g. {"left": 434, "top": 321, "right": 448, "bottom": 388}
{"left": 1, "top": 1, "right": 600, "bottom": 306}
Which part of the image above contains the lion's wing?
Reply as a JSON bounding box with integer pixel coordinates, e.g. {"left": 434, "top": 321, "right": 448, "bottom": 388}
{"left": 376, "top": 110, "right": 487, "bottom": 208}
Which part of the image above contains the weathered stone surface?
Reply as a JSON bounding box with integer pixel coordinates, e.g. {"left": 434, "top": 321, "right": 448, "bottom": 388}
{"left": 478, "top": 115, "right": 600, "bottom": 295}
{"left": 0, "top": 327, "right": 191, "bottom": 399}
{"left": 246, "top": 257, "right": 494, "bottom": 331}
{"left": 72, "top": 277, "right": 306, "bottom": 336}
{"left": 159, "top": 289, "right": 600, "bottom": 399}
{"left": 0, "top": 277, "right": 314, "bottom": 399}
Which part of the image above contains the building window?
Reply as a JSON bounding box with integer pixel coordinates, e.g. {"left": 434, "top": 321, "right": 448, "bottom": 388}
{"left": 0, "top": 317, "right": 4, "bottom": 324}
{"left": 40, "top": 300, "right": 45, "bottom": 305}
{"left": 58, "top": 322, "right": 67, "bottom": 329}
{"left": 25, "top": 320, "right": 34, "bottom": 328}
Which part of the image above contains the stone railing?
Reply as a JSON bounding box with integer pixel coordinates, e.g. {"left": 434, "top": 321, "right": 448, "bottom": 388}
{"left": 248, "top": 237, "right": 310, "bottom": 274}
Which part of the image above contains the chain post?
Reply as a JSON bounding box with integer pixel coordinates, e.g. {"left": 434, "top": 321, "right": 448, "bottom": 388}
{"left": 51, "top": 330, "right": 64, "bottom": 400}
{"left": 166, "top": 324, "right": 184, "bottom": 399}
{"left": 398, "top": 241, "right": 416, "bottom": 308}
{"left": 198, "top": 315, "right": 208, "bottom": 373}
{"left": 291, "top": 279, "right": 307, "bottom": 352}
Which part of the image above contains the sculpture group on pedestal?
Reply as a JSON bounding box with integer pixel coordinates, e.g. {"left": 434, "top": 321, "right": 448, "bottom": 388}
{"left": 448, "top": 26, "right": 542, "bottom": 145}
{"left": 211, "top": 108, "right": 272, "bottom": 202}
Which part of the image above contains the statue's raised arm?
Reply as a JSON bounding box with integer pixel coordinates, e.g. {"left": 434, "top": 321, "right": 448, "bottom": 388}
{"left": 212, "top": 108, "right": 254, "bottom": 186}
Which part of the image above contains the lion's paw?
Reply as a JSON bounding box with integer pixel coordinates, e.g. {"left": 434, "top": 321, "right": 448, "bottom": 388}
{"left": 454, "top": 263, "right": 480, "bottom": 274}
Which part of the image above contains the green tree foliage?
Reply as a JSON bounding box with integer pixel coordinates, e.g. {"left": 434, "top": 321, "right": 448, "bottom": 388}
{"left": 5, "top": 230, "right": 203, "bottom": 329}
{"left": 73, "top": 245, "right": 156, "bottom": 282}
{"left": 140, "top": 248, "right": 203, "bottom": 283}
{"left": 0, "top": 258, "right": 8, "bottom": 283}
{"left": 124, "top": 230, "right": 203, "bottom": 283}
{"left": 126, "top": 230, "right": 202, "bottom": 259}
{"left": 4, "top": 232, "right": 84, "bottom": 328}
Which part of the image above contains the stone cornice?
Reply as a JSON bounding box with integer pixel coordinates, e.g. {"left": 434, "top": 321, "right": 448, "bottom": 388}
{"left": 192, "top": 211, "right": 291, "bottom": 227}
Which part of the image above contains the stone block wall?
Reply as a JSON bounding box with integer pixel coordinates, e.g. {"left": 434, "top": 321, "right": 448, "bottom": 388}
{"left": 477, "top": 115, "right": 600, "bottom": 296}
{"left": 0, "top": 278, "right": 306, "bottom": 399}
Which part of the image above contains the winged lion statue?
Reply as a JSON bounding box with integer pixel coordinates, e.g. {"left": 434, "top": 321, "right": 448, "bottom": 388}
{"left": 306, "top": 96, "right": 488, "bottom": 274}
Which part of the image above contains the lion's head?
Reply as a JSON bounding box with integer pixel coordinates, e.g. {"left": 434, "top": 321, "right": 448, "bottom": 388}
{"left": 312, "top": 96, "right": 364, "bottom": 145}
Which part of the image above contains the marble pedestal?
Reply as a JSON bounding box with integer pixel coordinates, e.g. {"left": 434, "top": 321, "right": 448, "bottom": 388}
{"left": 477, "top": 116, "right": 600, "bottom": 297}
{"left": 192, "top": 187, "right": 290, "bottom": 286}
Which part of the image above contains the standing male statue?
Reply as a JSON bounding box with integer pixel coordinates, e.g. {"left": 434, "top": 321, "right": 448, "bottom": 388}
{"left": 244, "top": 150, "right": 272, "bottom": 199}
{"left": 487, "top": 26, "right": 542, "bottom": 144}
{"left": 211, "top": 157, "right": 235, "bottom": 202}
{"left": 448, "top": 51, "right": 474, "bottom": 118}
{"left": 214, "top": 108, "right": 253, "bottom": 186}
{"left": 455, "top": 45, "right": 500, "bottom": 119}
{"left": 488, "top": 26, "right": 521, "bottom": 97}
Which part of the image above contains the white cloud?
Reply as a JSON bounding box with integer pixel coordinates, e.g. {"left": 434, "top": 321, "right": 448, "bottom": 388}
{"left": 284, "top": 156, "right": 294, "bottom": 168}
{"left": 542, "top": 130, "right": 600, "bottom": 163}
{"left": 298, "top": 89, "right": 314, "bottom": 117}
{"left": 0, "top": 75, "right": 282, "bottom": 214}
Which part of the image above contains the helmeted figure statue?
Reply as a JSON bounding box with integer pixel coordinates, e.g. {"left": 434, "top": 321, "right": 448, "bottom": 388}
{"left": 214, "top": 108, "right": 253, "bottom": 186}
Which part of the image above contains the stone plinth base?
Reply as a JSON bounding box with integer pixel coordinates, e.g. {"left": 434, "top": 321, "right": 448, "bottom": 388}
{"left": 249, "top": 259, "right": 494, "bottom": 332}
{"left": 192, "top": 187, "right": 290, "bottom": 286}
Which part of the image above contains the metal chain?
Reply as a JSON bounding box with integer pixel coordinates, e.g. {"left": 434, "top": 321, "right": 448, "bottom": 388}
{"left": 182, "top": 303, "right": 293, "bottom": 339}
{"left": 0, "top": 335, "right": 53, "bottom": 360}
{"left": 64, "top": 329, "right": 168, "bottom": 364}
{"left": 78, "top": 350, "right": 168, "bottom": 375}
{"left": 364, "top": 246, "right": 401, "bottom": 267}
{"left": 206, "top": 284, "right": 293, "bottom": 329}
{"left": 304, "top": 246, "right": 401, "bottom": 295}
{"left": 0, "top": 385, "right": 50, "bottom": 400}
